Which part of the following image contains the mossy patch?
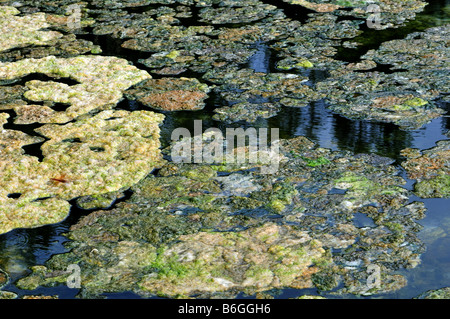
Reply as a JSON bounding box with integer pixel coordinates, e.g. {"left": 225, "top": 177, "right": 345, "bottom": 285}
{"left": 125, "top": 77, "right": 210, "bottom": 111}
{"left": 0, "top": 110, "right": 164, "bottom": 234}
{"left": 0, "top": 55, "right": 151, "bottom": 124}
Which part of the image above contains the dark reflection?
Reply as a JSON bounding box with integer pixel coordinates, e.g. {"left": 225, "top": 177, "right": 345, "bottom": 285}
{"left": 331, "top": 115, "right": 412, "bottom": 160}
{"left": 0, "top": 225, "right": 68, "bottom": 281}
{"left": 262, "top": 0, "right": 316, "bottom": 23}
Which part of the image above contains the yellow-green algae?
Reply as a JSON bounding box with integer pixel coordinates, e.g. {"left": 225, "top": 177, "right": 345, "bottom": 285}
{"left": 139, "top": 223, "right": 326, "bottom": 297}
{"left": 0, "top": 6, "right": 63, "bottom": 53}
{"left": 0, "top": 4, "right": 97, "bottom": 55}
{"left": 0, "top": 55, "right": 151, "bottom": 124}
{"left": 416, "top": 287, "right": 450, "bottom": 299}
{"left": 0, "top": 109, "right": 164, "bottom": 234}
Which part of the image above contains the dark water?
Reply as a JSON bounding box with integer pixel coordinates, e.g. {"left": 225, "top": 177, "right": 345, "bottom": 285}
{"left": 0, "top": 0, "right": 449, "bottom": 299}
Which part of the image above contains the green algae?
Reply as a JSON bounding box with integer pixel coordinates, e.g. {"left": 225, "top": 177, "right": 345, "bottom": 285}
{"left": 0, "top": 34, "right": 102, "bottom": 62}
{"left": 213, "top": 102, "right": 280, "bottom": 123}
{"left": 0, "top": 267, "right": 9, "bottom": 290}
{"left": 414, "top": 174, "right": 450, "bottom": 198}
{"left": 250, "top": 180, "right": 298, "bottom": 214}
{"left": 0, "top": 291, "right": 17, "bottom": 299}
{"left": 16, "top": 223, "right": 326, "bottom": 297}
{"left": 75, "top": 190, "right": 126, "bottom": 210}
{"left": 139, "top": 223, "right": 326, "bottom": 297}
{"left": 316, "top": 70, "right": 445, "bottom": 130}
{"left": 16, "top": 135, "right": 428, "bottom": 297}
{"left": 362, "top": 25, "right": 450, "bottom": 71}
{"left": 301, "top": 156, "right": 331, "bottom": 167}
{"left": 0, "top": 0, "right": 447, "bottom": 300}
{"left": 135, "top": 35, "right": 257, "bottom": 75}
{"left": 0, "top": 109, "right": 164, "bottom": 234}
{"left": 203, "top": 67, "right": 322, "bottom": 122}
{"left": 198, "top": 4, "right": 280, "bottom": 24}
{"left": 285, "top": 0, "right": 427, "bottom": 29}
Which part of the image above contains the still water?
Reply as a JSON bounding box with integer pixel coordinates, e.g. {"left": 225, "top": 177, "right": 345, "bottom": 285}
{"left": 0, "top": 0, "right": 449, "bottom": 299}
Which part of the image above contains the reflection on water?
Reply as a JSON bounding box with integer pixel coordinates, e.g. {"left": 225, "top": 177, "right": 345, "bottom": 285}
{"left": 270, "top": 99, "right": 449, "bottom": 162}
